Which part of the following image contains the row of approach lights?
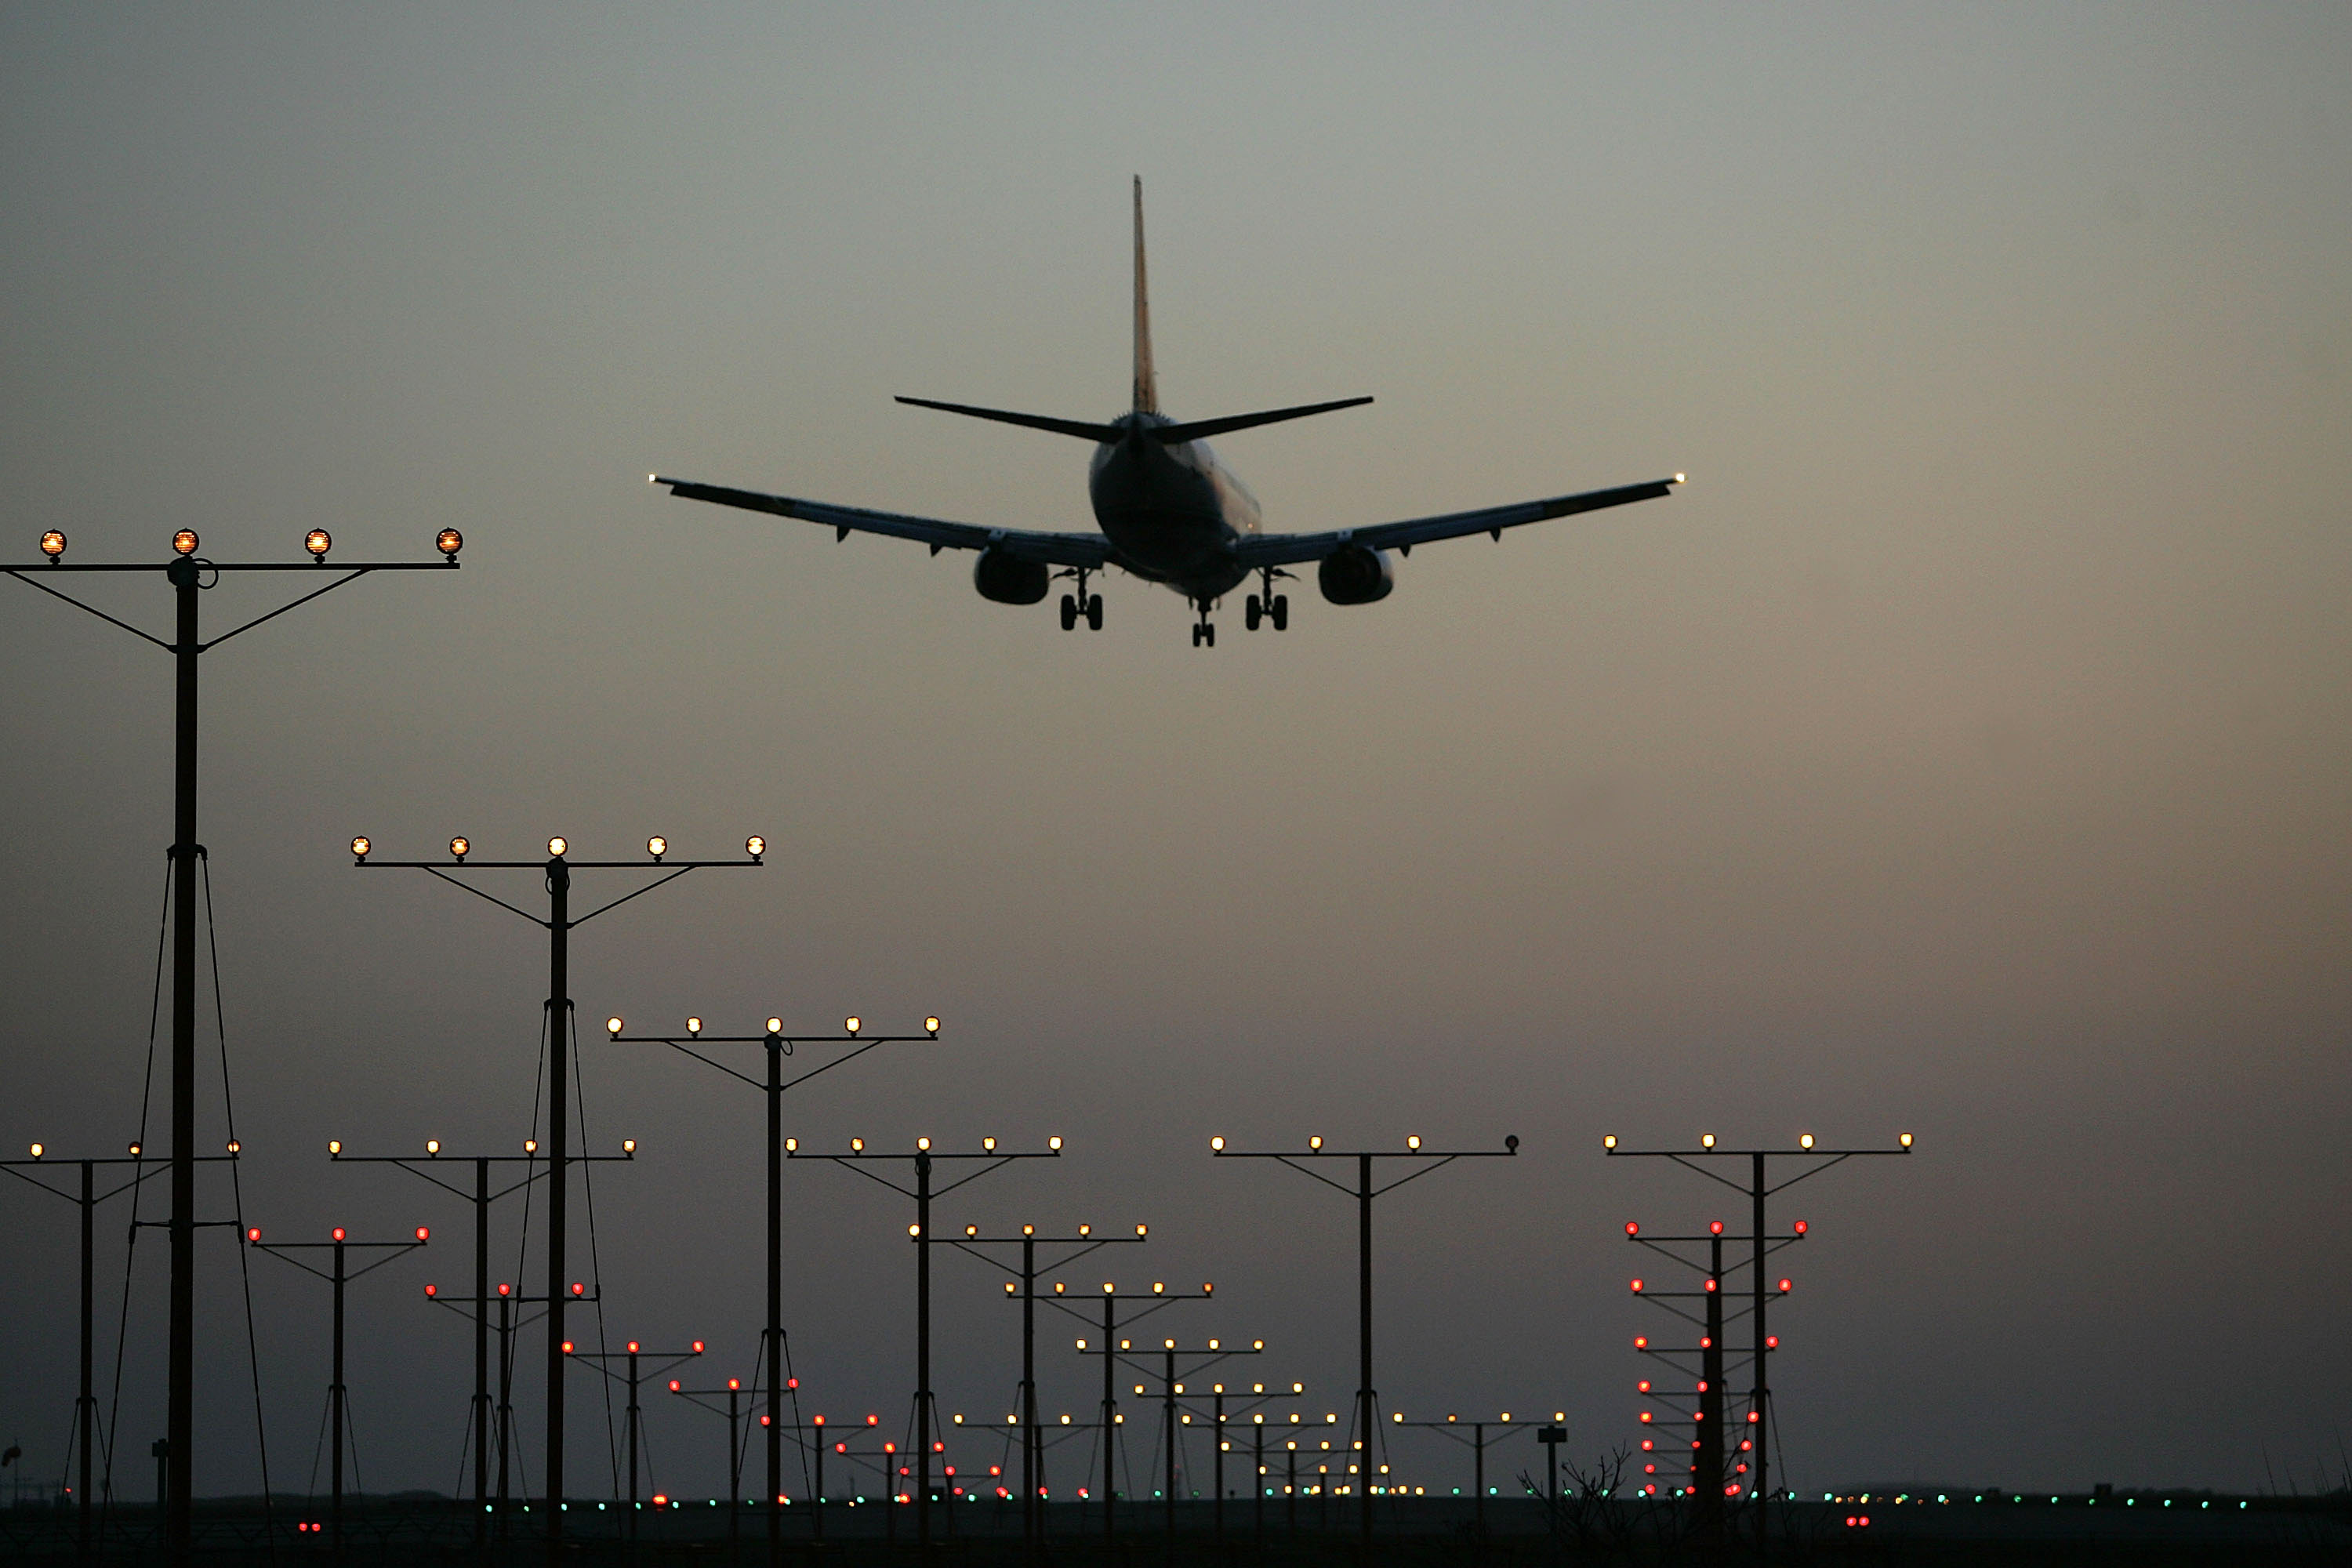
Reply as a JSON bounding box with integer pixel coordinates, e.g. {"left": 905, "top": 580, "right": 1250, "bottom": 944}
{"left": 327, "top": 1138, "right": 637, "bottom": 1157}
{"left": 28, "top": 1141, "right": 238, "bottom": 1158}
{"left": 350, "top": 835, "right": 768, "bottom": 862}
{"left": 603, "top": 1015, "right": 940, "bottom": 1038}
{"left": 1602, "top": 1132, "right": 1915, "bottom": 1150}
{"left": 35, "top": 528, "right": 464, "bottom": 563}
{"left": 244, "top": 1225, "right": 432, "bottom": 1244}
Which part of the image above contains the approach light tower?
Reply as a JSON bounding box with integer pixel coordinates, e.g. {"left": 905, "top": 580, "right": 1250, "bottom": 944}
{"left": 5, "top": 524, "right": 461, "bottom": 1563}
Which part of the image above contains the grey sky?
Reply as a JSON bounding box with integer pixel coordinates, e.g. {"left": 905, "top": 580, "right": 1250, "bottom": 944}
{"left": 3, "top": 3, "right": 2347, "bottom": 1501}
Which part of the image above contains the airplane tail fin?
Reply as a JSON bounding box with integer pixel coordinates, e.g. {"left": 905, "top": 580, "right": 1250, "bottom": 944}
{"left": 1132, "top": 176, "right": 1158, "bottom": 415}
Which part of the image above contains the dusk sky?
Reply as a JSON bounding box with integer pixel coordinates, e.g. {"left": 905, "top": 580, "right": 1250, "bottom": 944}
{"left": 3, "top": 4, "right": 2347, "bottom": 1504}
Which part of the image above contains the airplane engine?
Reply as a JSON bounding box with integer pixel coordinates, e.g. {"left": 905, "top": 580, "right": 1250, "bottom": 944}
{"left": 972, "top": 548, "right": 1049, "bottom": 605}
{"left": 1316, "top": 544, "right": 1395, "bottom": 605}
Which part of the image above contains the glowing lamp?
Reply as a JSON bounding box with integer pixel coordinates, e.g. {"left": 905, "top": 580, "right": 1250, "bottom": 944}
{"left": 909, "top": 1224, "right": 921, "bottom": 1237}
{"left": 915, "top": 1135, "right": 929, "bottom": 1150}
{"left": 247, "top": 1227, "right": 261, "bottom": 1242}
{"left": 449, "top": 837, "right": 468, "bottom": 859}
{"left": 1899, "top": 1131, "right": 1914, "bottom": 1149}
{"left": 1765, "top": 1335, "right": 1778, "bottom": 1349}
{"left": 436, "top": 527, "right": 463, "bottom": 559}
{"left": 1624, "top": 1221, "right": 1639, "bottom": 1236}
{"left": 1004, "top": 1282, "right": 1015, "bottom": 1295}
{"left": 765, "top": 1017, "right": 782, "bottom": 1034}
{"left": 547, "top": 837, "right": 567, "bottom": 857}
{"left": 1047, "top": 1134, "right": 1063, "bottom": 1150}
{"left": 1700, "top": 1133, "right": 1715, "bottom": 1149}
{"left": 498, "top": 1283, "right": 510, "bottom": 1296}
{"left": 845, "top": 1016, "right": 861, "bottom": 1033}
{"left": 924, "top": 1015, "right": 940, "bottom": 1033}
{"left": 1777, "top": 1278, "right": 1792, "bottom": 1293}
{"left": 172, "top": 528, "right": 200, "bottom": 556}
{"left": 783, "top": 1138, "right": 797, "bottom": 1152}
{"left": 327, "top": 1140, "right": 342, "bottom": 1156}
{"left": 27, "top": 1144, "right": 42, "bottom": 1159}
{"left": 1406, "top": 1134, "right": 1421, "bottom": 1149}
{"left": 646, "top": 835, "right": 667, "bottom": 860}
{"left": 416, "top": 1226, "right": 430, "bottom": 1242}
{"left": 1799, "top": 1133, "right": 1815, "bottom": 1150}
{"left": 38, "top": 528, "right": 67, "bottom": 560}
{"left": 1603, "top": 1134, "right": 1617, "bottom": 1149}
{"left": 332, "top": 1228, "right": 346, "bottom": 1241}
{"left": 1210, "top": 1135, "right": 1225, "bottom": 1151}
{"left": 226, "top": 1139, "right": 240, "bottom": 1154}
{"left": 622, "top": 1138, "right": 636, "bottom": 1154}
{"left": 562, "top": 1341, "right": 575, "bottom": 1355}
{"left": 981, "top": 1136, "right": 995, "bottom": 1151}
{"left": 1630, "top": 1279, "right": 1644, "bottom": 1292}
{"left": 1134, "top": 1222, "right": 1147, "bottom": 1236}
{"left": 850, "top": 1138, "right": 864, "bottom": 1152}
{"left": 627, "top": 1341, "right": 641, "bottom": 1354}
{"left": 524, "top": 1139, "right": 537, "bottom": 1153}
{"left": 350, "top": 837, "right": 370, "bottom": 860}
{"left": 426, "top": 1139, "right": 440, "bottom": 1155}
{"left": 1308, "top": 1134, "right": 1323, "bottom": 1149}
{"left": 965, "top": 1224, "right": 978, "bottom": 1236}
{"left": 746, "top": 835, "right": 765, "bottom": 858}
{"left": 425, "top": 1284, "right": 437, "bottom": 1298}
{"left": 304, "top": 528, "right": 332, "bottom": 560}
{"left": 571, "top": 1282, "right": 585, "bottom": 1296}
{"left": 686, "top": 1016, "right": 702, "bottom": 1034}
{"left": 1792, "top": 1219, "right": 1808, "bottom": 1235}
{"left": 1202, "top": 1281, "right": 1214, "bottom": 1294}
{"left": 606, "top": 1018, "right": 622, "bottom": 1035}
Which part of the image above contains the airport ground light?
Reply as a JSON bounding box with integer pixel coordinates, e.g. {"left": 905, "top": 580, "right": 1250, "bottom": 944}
{"left": 1210, "top": 1131, "right": 1519, "bottom": 1557}
{"left": 610, "top": 1014, "right": 942, "bottom": 1568}
{"left": 1606, "top": 1129, "right": 1915, "bottom": 1565}
{"left": 7, "top": 524, "right": 459, "bottom": 1564}
{"left": 353, "top": 831, "right": 760, "bottom": 1555}
{"left": 789, "top": 1134, "right": 1062, "bottom": 1552}
{"left": 245, "top": 1223, "right": 430, "bottom": 1561}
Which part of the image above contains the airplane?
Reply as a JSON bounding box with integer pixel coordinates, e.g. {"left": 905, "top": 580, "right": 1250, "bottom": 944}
{"left": 651, "top": 180, "right": 1682, "bottom": 646}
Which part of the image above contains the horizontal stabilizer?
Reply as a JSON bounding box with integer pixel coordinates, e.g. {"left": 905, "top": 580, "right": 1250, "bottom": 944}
{"left": 895, "top": 397, "right": 1123, "bottom": 443}
{"left": 1145, "top": 396, "right": 1372, "bottom": 445}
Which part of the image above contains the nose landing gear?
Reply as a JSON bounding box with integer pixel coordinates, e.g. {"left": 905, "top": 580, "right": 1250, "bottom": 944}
{"left": 1244, "top": 567, "right": 1292, "bottom": 631}
{"left": 1056, "top": 568, "right": 1105, "bottom": 631}
{"left": 1190, "top": 597, "right": 1217, "bottom": 648}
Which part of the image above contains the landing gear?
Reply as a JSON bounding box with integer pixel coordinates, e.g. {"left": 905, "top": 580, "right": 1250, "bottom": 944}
{"left": 1054, "top": 568, "right": 1105, "bottom": 632}
{"left": 1245, "top": 567, "right": 1294, "bottom": 631}
{"left": 1191, "top": 597, "right": 1217, "bottom": 648}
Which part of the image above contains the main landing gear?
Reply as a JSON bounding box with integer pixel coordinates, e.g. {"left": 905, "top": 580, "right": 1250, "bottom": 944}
{"left": 1057, "top": 568, "right": 1104, "bottom": 632}
{"left": 1190, "top": 596, "right": 1217, "bottom": 648}
{"left": 1243, "top": 566, "right": 1291, "bottom": 632}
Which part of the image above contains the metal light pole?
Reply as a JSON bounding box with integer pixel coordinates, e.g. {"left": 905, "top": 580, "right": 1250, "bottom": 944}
{"left": 354, "top": 834, "right": 759, "bottom": 1557}
{"left": 567, "top": 1341, "right": 703, "bottom": 1546}
{"left": 790, "top": 1136, "right": 1064, "bottom": 1552}
{"left": 7, "top": 524, "right": 460, "bottom": 1562}
{"left": 1063, "top": 1280, "right": 1213, "bottom": 1552}
{"left": 0, "top": 1146, "right": 220, "bottom": 1564}
{"left": 946, "top": 1221, "right": 1145, "bottom": 1559}
{"left": 1210, "top": 1131, "right": 1519, "bottom": 1555}
{"left": 331, "top": 1138, "right": 634, "bottom": 1547}
{"left": 246, "top": 1223, "right": 430, "bottom": 1563}
{"left": 608, "top": 1017, "right": 940, "bottom": 1566}
{"left": 1606, "top": 1130, "right": 1915, "bottom": 1563}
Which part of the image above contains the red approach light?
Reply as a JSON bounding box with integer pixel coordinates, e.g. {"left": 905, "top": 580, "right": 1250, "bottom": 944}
{"left": 1624, "top": 1221, "right": 1639, "bottom": 1236}
{"left": 1726, "top": 1485, "right": 1740, "bottom": 1497}
{"left": 760, "top": 1417, "right": 771, "bottom": 1428}
{"left": 1793, "top": 1220, "right": 1808, "bottom": 1235}
{"left": 989, "top": 1466, "right": 1002, "bottom": 1477}
{"left": 1777, "top": 1278, "right": 1792, "bottom": 1293}
{"left": 944, "top": 1465, "right": 956, "bottom": 1477}
{"left": 668, "top": 1380, "right": 681, "bottom": 1392}
{"left": 1709, "top": 1221, "right": 1724, "bottom": 1236}
{"left": 1747, "top": 1412, "right": 1761, "bottom": 1424}
{"left": 1630, "top": 1279, "right": 1644, "bottom": 1292}
{"left": 1765, "top": 1335, "right": 1779, "bottom": 1348}
{"left": 731, "top": 1380, "right": 743, "bottom": 1392}
{"left": 1639, "top": 1412, "right": 1653, "bottom": 1424}
{"left": 628, "top": 1341, "right": 641, "bottom": 1354}
{"left": 884, "top": 1443, "right": 896, "bottom": 1454}
{"left": 424, "top": 1284, "right": 438, "bottom": 1298}
{"left": 562, "top": 1341, "right": 575, "bottom": 1354}
{"left": 332, "top": 1228, "right": 346, "bottom": 1242}
{"left": 652, "top": 1494, "right": 668, "bottom": 1508}
{"left": 1739, "top": 1440, "right": 1752, "bottom": 1452}
{"left": 416, "top": 1226, "right": 430, "bottom": 1242}
{"left": 1634, "top": 1336, "right": 1649, "bottom": 1349}
{"left": 692, "top": 1341, "right": 705, "bottom": 1353}
{"left": 1700, "top": 1337, "right": 1713, "bottom": 1349}
{"left": 1640, "top": 1440, "right": 1653, "bottom": 1452}
{"left": 933, "top": 1442, "right": 945, "bottom": 1454}
{"left": 785, "top": 1376, "right": 796, "bottom": 1388}
{"left": 1704, "top": 1279, "right": 1718, "bottom": 1293}
{"left": 498, "top": 1283, "right": 511, "bottom": 1296}
{"left": 835, "top": 1443, "right": 847, "bottom": 1455}
{"left": 572, "top": 1282, "right": 586, "bottom": 1296}
{"left": 866, "top": 1414, "right": 879, "bottom": 1426}
{"left": 1637, "top": 1381, "right": 1652, "bottom": 1393}
{"left": 1696, "top": 1381, "right": 1709, "bottom": 1393}
{"left": 246, "top": 1228, "right": 261, "bottom": 1243}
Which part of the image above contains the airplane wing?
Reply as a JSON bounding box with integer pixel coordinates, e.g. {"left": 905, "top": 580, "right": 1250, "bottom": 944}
{"left": 1231, "top": 476, "right": 1682, "bottom": 568}
{"left": 652, "top": 477, "right": 1116, "bottom": 568}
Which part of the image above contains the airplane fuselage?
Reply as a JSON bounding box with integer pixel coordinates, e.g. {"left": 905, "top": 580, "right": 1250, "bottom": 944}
{"left": 1087, "top": 413, "right": 1258, "bottom": 601}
